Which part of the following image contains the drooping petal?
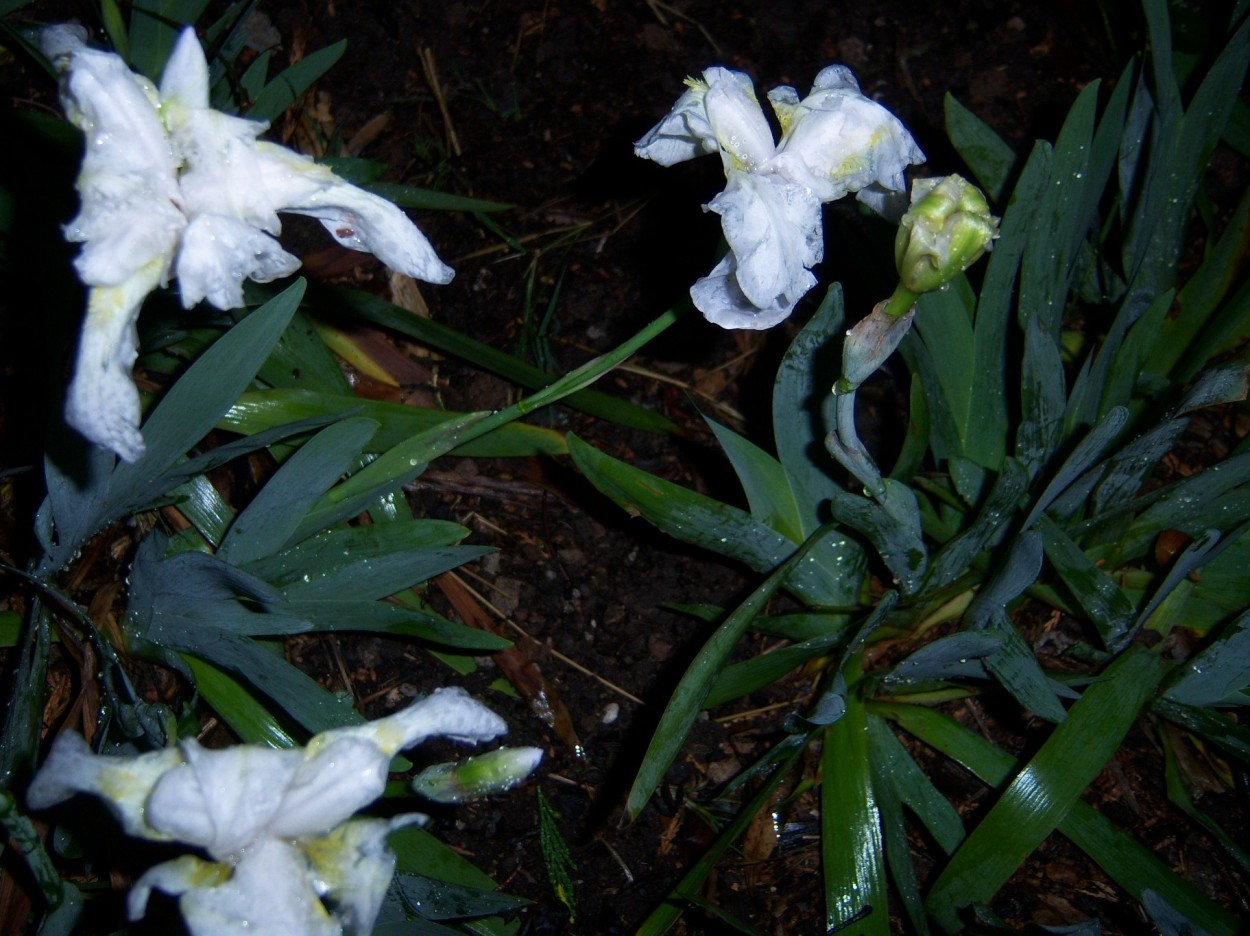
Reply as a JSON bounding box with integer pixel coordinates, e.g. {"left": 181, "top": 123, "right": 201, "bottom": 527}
{"left": 774, "top": 65, "right": 924, "bottom": 217}
{"left": 176, "top": 838, "right": 338, "bottom": 936}
{"left": 252, "top": 143, "right": 455, "bottom": 285}
{"left": 634, "top": 77, "right": 719, "bottom": 166}
{"left": 25, "top": 731, "right": 185, "bottom": 839}
{"left": 128, "top": 855, "right": 231, "bottom": 923}
{"left": 312, "top": 687, "right": 507, "bottom": 760}
{"left": 689, "top": 252, "right": 795, "bottom": 331}
{"left": 303, "top": 815, "right": 425, "bottom": 935}
{"left": 146, "top": 740, "right": 301, "bottom": 859}
{"left": 62, "top": 258, "right": 167, "bottom": 462}
{"left": 701, "top": 170, "right": 820, "bottom": 323}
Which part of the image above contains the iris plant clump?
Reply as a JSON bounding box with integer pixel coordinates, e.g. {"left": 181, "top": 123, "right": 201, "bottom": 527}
{"left": 5, "top": 2, "right": 1248, "bottom": 934}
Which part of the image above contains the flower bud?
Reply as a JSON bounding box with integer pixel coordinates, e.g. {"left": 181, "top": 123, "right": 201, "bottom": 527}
{"left": 411, "top": 746, "right": 543, "bottom": 803}
{"left": 894, "top": 175, "right": 997, "bottom": 296}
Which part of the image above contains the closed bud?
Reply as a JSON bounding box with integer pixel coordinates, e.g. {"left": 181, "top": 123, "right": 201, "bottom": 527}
{"left": 412, "top": 746, "right": 543, "bottom": 804}
{"left": 894, "top": 175, "right": 997, "bottom": 296}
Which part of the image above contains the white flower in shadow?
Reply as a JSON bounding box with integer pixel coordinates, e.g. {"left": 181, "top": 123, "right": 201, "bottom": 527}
{"left": 27, "top": 688, "right": 540, "bottom": 936}
{"left": 636, "top": 65, "right": 924, "bottom": 329}
{"left": 41, "top": 25, "right": 454, "bottom": 462}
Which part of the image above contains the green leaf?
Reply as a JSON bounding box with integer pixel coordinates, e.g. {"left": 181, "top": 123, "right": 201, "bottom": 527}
{"left": 625, "top": 524, "right": 846, "bottom": 820}
{"left": 245, "top": 40, "right": 347, "bottom": 123}
{"left": 879, "top": 701, "right": 1240, "bottom": 936}
{"left": 883, "top": 631, "right": 1002, "bottom": 687}
{"left": 100, "top": 0, "right": 131, "bottom": 61}
{"left": 258, "top": 308, "right": 353, "bottom": 393}
{"left": 771, "top": 284, "right": 846, "bottom": 537}
{"left": 828, "top": 481, "right": 927, "bottom": 595}
{"left": 323, "top": 287, "right": 679, "bottom": 436}
{"left": 0, "top": 789, "right": 82, "bottom": 935}
{"left": 241, "top": 520, "right": 470, "bottom": 583}
{"left": 944, "top": 94, "right": 1017, "bottom": 204}
{"left": 390, "top": 825, "right": 498, "bottom": 888}
{"left": 218, "top": 417, "right": 379, "bottom": 565}
{"left": 967, "top": 533, "right": 1068, "bottom": 722}
{"left": 706, "top": 417, "right": 804, "bottom": 542}
{"left": 222, "top": 389, "right": 567, "bottom": 457}
{"left": 706, "top": 622, "right": 850, "bottom": 707}
{"left": 1161, "top": 729, "right": 1250, "bottom": 875}
{"left": 1164, "top": 607, "right": 1250, "bottom": 707}
{"left": 636, "top": 739, "right": 805, "bottom": 935}
{"left": 365, "top": 182, "right": 513, "bottom": 213}
{"left": 1117, "top": 455, "right": 1250, "bottom": 562}
{"left": 1023, "top": 406, "right": 1128, "bottom": 529}
{"left": 924, "top": 647, "right": 1164, "bottom": 932}
{"left": 277, "top": 546, "right": 491, "bottom": 601}
{"left": 168, "top": 474, "right": 236, "bottom": 547}
{"left": 128, "top": 0, "right": 210, "bottom": 78}
{"left": 568, "top": 434, "right": 859, "bottom": 607}
{"left": 867, "top": 716, "right": 965, "bottom": 854}
{"left": 923, "top": 458, "right": 1027, "bottom": 591}
{"left": 1153, "top": 697, "right": 1250, "bottom": 762}
{"left": 112, "top": 280, "right": 306, "bottom": 512}
{"left": 908, "top": 277, "right": 975, "bottom": 461}
{"left": 1035, "top": 514, "right": 1135, "bottom": 649}
{"left": 183, "top": 653, "right": 298, "bottom": 747}
{"left": 823, "top": 659, "right": 888, "bottom": 935}
{"left": 1155, "top": 189, "right": 1250, "bottom": 379}
{"left": 188, "top": 636, "right": 363, "bottom": 735}
{"left": 391, "top": 871, "right": 529, "bottom": 921}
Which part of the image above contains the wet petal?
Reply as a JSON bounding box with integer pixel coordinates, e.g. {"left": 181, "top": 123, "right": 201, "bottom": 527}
{"left": 775, "top": 64, "right": 924, "bottom": 216}
{"left": 26, "top": 731, "right": 185, "bottom": 839}
{"left": 250, "top": 143, "right": 455, "bottom": 285}
{"left": 176, "top": 214, "right": 300, "bottom": 310}
{"left": 266, "top": 737, "right": 391, "bottom": 840}
{"left": 63, "top": 258, "right": 170, "bottom": 462}
{"left": 177, "top": 839, "right": 338, "bottom": 936}
{"left": 702, "top": 171, "right": 820, "bottom": 320}
{"left": 128, "top": 855, "right": 231, "bottom": 923}
{"left": 700, "top": 67, "right": 775, "bottom": 173}
{"left": 146, "top": 740, "right": 300, "bottom": 859}
{"left": 303, "top": 815, "right": 425, "bottom": 935}
{"left": 634, "top": 77, "right": 718, "bottom": 166}
{"left": 312, "top": 687, "right": 506, "bottom": 759}
{"left": 41, "top": 26, "right": 183, "bottom": 288}
{"left": 690, "top": 252, "right": 796, "bottom": 331}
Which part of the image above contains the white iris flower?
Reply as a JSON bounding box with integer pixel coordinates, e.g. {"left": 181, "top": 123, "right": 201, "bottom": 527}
{"left": 26, "top": 688, "right": 542, "bottom": 936}
{"left": 41, "top": 25, "right": 455, "bottom": 462}
{"left": 636, "top": 65, "right": 924, "bottom": 329}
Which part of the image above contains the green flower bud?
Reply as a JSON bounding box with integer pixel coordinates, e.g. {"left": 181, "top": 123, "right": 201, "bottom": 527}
{"left": 894, "top": 175, "right": 998, "bottom": 296}
{"left": 411, "top": 746, "right": 543, "bottom": 804}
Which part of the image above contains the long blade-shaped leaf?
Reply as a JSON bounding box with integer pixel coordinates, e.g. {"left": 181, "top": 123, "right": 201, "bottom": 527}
{"left": 924, "top": 646, "right": 1164, "bottom": 932}
{"left": 823, "top": 658, "right": 888, "bottom": 935}
{"left": 625, "top": 524, "right": 845, "bottom": 820}
{"left": 879, "top": 701, "right": 1239, "bottom": 936}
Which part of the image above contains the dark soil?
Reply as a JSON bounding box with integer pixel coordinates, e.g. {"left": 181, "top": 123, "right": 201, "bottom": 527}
{"left": 2, "top": 1, "right": 1247, "bottom": 934}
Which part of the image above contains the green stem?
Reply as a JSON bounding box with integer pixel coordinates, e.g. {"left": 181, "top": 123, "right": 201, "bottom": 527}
{"left": 882, "top": 284, "right": 918, "bottom": 319}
